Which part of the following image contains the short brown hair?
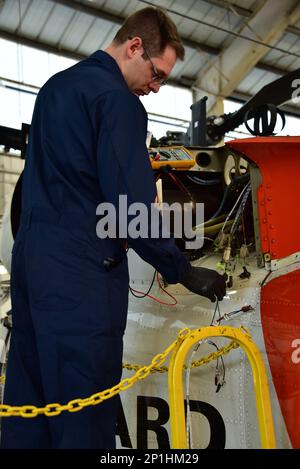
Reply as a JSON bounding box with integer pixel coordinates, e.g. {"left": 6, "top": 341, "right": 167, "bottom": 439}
{"left": 113, "top": 7, "right": 185, "bottom": 60}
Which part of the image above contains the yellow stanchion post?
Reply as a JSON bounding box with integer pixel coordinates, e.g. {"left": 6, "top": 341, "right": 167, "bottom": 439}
{"left": 168, "top": 326, "right": 276, "bottom": 449}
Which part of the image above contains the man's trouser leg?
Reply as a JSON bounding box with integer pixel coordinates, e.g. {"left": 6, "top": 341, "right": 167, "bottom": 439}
{"left": 1, "top": 234, "right": 52, "bottom": 448}
{"left": 20, "top": 221, "right": 127, "bottom": 448}
{"left": 1, "top": 220, "right": 128, "bottom": 448}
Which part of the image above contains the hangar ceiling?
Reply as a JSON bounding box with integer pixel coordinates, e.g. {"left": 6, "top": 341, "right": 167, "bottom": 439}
{"left": 0, "top": 0, "right": 299, "bottom": 114}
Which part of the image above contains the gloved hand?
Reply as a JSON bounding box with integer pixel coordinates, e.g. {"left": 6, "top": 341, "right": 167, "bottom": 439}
{"left": 181, "top": 266, "right": 226, "bottom": 302}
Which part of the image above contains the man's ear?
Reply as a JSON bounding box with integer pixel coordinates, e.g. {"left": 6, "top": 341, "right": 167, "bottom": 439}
{"left": 127, "top": 36, "right": 143, "bottom": 58}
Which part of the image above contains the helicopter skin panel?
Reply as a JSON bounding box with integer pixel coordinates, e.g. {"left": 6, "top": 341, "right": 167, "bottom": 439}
{"left": 227, "top": 136, "right": 300, "bottom": 448}
{"left": 227, "top": 137, "right": 300, "bottom": 261}
{"left": 261, "top": 269, "right": 300, "bottom": 449}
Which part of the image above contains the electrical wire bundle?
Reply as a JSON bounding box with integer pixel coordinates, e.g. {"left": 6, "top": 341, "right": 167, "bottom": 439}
{"left": 129, "top": 271, "right": 177, "bottom": 306}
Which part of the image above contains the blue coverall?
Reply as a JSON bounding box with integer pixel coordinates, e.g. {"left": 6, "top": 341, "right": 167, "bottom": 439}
{"left": 0, "top": 51, "right": 191, "bottom": 449}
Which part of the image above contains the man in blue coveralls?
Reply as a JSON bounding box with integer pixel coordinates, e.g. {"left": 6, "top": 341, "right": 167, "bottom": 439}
{"left": 1, "top": 7, "right": 226, "bottom": 448}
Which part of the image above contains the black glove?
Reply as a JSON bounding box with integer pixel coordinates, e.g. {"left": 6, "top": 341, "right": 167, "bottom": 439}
{"left": 181, "top": 266, "right": 226, "bottom": 302}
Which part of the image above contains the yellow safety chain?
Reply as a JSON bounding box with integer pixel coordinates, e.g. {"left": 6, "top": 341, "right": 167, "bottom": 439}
{"left": 123, "top": 339, "right": 239, "bottom": 373}
{"left": 0, "top": 328, "right": 190, "bottom": 418}
{"left": 123, "top": 327, "right": 250, "bottom": 373}
{"left": 0, "top": 326, "right": 245, "bottom": 418}
{"left": 0, "top": 341, "right": 239, "bottom": 382}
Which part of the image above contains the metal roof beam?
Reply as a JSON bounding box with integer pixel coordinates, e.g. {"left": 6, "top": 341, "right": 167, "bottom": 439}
{"left": 200, "top": 0, "right": 253, "bottom": 18}
{"left": 52, "top": 0, "right": 221, "bottom": 56}
{"left": 49, "top": 1, "right": 300, "bottom": 73}
{"left": 0, "top": 29, "right": 291, "bottom": 83}
{"left": 200, "top": 0, "right": 300, "bottom": 36}
{"left": 194, "top": 0, "right": 300, "bottom": 114}
{"left": 286, "top": 25, "right": 300, "bottom": 36}
{"left": 54, "top": 0, "right": 300, "bottom": 39}
{"left": 0, "top": 29, "right": 86, "bottom": 61}
{"left": 51, "top": 0, "right": 124, "bottom": 24}
{"left": 0, "top": 28, "right": 191, "bottom": 88}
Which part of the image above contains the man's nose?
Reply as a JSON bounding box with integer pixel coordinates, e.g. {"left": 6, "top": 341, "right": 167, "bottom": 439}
{"left": 148, "top": 81, "right": 160, "bottom": 93}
